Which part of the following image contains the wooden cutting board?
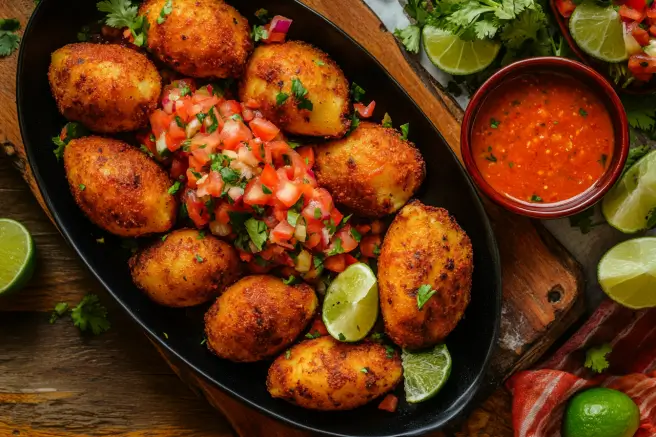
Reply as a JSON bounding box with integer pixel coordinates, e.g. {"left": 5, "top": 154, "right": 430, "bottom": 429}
{"left": 0, "top": 0, "right": 585, "bottom": 435}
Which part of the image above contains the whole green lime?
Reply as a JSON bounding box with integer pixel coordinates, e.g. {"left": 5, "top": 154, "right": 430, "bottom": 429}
{"left": 564, "top": 388, "right": 640, "bottom": 437}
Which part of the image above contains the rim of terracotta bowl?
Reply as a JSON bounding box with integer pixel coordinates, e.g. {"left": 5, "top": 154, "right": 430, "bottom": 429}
{"left": 461, "top": 56, "right": 629, "bottom": 219}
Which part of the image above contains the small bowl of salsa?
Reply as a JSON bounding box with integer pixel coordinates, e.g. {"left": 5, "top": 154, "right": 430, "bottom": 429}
{"left": 461, "top": 57, "right": 629, "bottom": 219}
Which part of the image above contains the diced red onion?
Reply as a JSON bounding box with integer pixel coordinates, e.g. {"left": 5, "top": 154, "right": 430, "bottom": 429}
{"left": 228, "top": 186, "right": 244, "bottom": 202}
{"left": 270, "top": 15, "right": 292, "bottom": 34}
{"left": 210, "top": 220, "right": 232, "bottom": 237}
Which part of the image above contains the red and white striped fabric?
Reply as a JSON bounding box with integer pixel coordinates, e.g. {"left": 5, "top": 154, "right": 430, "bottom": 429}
{"left": 506, "top": 300, "right": 656, "bottom": 437}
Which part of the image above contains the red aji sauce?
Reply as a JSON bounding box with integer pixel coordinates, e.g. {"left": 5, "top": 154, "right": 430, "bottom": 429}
{"left": 472, "top": 73, "right": 614, "bottom": 204}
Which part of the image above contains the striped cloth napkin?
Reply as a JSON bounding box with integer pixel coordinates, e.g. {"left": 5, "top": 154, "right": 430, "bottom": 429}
{"left": 506, "top": 299, "right": 656, "bottom": 437}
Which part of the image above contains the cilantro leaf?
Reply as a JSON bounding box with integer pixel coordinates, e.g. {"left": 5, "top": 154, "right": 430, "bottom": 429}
{"left": 568, "top": 207, "right": 599, "bottom": 234}
{"left": 283, "top": 275, "right": 296, "bottom": 285}
{"left": 404, "top": 0, "right": 430, "bottom": 26}
{"left": 254, "top": 8, "right": 270, "bottom": 23}
{"left": 584, "top": 344, "right": 612, "bottom": 373}
{"left": 394, "top": 25, "right": 421, "bottom": 54}
{"left": 49, "top": 302, "right": 69, "bottom": 324}
{"left": 350, "top": 82, "right": 366, "bottom": 102}
{"left": 382, "top": 113, "right": 393, "bottom": 128}
{"left": 276, "top": 91, "right": 289, "bottom": 106}
{"left": 71, "top": 294, "right": 110, "bottom": 335}
{"left": 0, "top": 18, "right": 20, "bottom": 32}
{"left": 622, "top": 145, "right": 651, "bottom": 177}
{"left": 168, "top": 180, "right": 181, "bottom": 195}
{"left": 287, "top": 210, "right": 300, "bottom": 227}
{"left": 244, "top": 218, "right": 268, "bottom": 251}
{"left": 251, "top": 24, "right": 268, "bottom": 42}
{"left": 97, "top": 0, "right": 138, "bottom": 29}
{"left": 157, "top": 0, "right": 173, "bottom": 25}
{"left": 52, "top": 122, "right": 90, "bottom": 160}
{"left": 0, "top": 31, "right": 19, "bottom": 57}
{"left": 400, "top": 123, "right": 410, "bottom": 140}
{"left": 416, "top": 284, "right": 437, "bottom": 309}
{"left": 291, "top": 78, "right": 313, "bottom": 111}
{"left": 207, "top": 107, "right": 219, "bottom": 134}
{"left": 326, "top": 238, "right": 344, "bottom": 256}
{"left": 500, "top": 9, "right": 545, "bottom": 49}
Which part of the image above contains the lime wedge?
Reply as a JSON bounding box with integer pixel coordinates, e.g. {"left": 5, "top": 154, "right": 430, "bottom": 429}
{"left": 0, "top": 218, "right": 35, "bottom": 295}
{"left": 422, "top": 25, "right": 500, "bottom": 75}
{"left": 569, "top": 2, "right": 628, "bottom": 63}
{"left": 402, "top": 344, "right": 452, "bottom": 403}
{"left": 322, "top": 263, "right": 378, "bottom": 342}
{"left": 598, "top": 237, "right": 656, "bottom": 309}
{"left": 602, "top": 150, "right": 656, "bottom": 233}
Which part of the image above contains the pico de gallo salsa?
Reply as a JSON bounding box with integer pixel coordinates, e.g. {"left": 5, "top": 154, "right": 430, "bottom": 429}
{"left": 472, "top": 72, "right": 614, "bottom": 204}
{"left": 140, "top": 79, "right": 384, "bottom": 279}
{"left": 556, "top": 0, "right": 656, "bottom": 83}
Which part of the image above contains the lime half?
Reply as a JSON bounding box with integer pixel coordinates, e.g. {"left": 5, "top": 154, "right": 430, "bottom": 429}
{"left": 322, "top": 263, "right": 378, "bottom": 342}
{"left": 0, "top": 218, "right": 35, "bottom": 295}
{"left": 402, "top": 344, "right": 452, "bottom": 403}
{"left": 422, "top": 25, "right": 500, "bottom": 75}
{"left": 602, "top": 150, "right": 656, "bottom": 233}
{"left": 598, "top": 237, "right": 656, "bottom": 309}
{"left": 569, "top": 2, "right": 628, "bottom": 63}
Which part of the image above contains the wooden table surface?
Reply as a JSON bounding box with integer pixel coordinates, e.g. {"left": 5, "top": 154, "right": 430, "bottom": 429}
{"left": 0, "top": 0, "right": 585, "bottom": 435}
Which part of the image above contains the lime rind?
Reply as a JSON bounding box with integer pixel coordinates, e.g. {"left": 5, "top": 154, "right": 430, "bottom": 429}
{"left": 422, "top": 25, "right": 501, "bottom": 76}
{"left": 0, "top": 218, "right": 35, "bottom": 295}
{"left": 569, "top": 2, "right": 628, "bottom": 63}
{"left": 602, "top": 150, "right": 656, "bottom": 233}
{"left": 598, "top": 237, "right": 656, "bottom": 309}
{"left": 322, "top": 263, "right": 378, "bottom": 342}
{"left": 402, "top": 344, "right": 452, "bottom": 403}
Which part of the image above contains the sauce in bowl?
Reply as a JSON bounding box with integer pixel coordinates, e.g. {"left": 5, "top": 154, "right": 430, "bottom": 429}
{"left": 472, "top": 72, "right": 614, "bottom": 204}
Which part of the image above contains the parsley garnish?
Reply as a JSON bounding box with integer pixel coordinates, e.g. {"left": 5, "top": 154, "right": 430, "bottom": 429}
{"left": 416, "top": 284, "right": 437, "bottom": 309}
{"left": 291, "top": 78, "right": 313, "bottom": 110}
{"left": 394, "top": 25, "right": 420, "bottom": 54}
{"left": 0, "top": 19, "right": 20, "bottom": 57}
{"left": 220, "top": 167, "right": 240, "bottom": 184}
{"left": 351, "top": 82, "right": 366, "bottom": 102}
{"left": 400, "top": 123, "right": 409, "bottom": 140}
{"left": 276, "top": 91, "right": 289, "bottom": 106}
{"left": 71, "top": 294, "right": 110, "bottom": 335}
{"left": 97, "top": 0, "right": 149, "bottom": 47}
{"left": 382, "top": 113, "right": 393, "bottom": 128}
{"left": 52, "top": 122, "right": 90, "bottom": 160}
{"left": 584, "top": 344, "right": 612, "bottom": 373}
{"left": 157, "top": 0, "right": 173, "bottom": 25}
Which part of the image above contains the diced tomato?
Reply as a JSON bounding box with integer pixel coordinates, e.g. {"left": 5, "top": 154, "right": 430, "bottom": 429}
{"left": 174, "top": 99, "right": 194, "bottom": 122}
{"left": 555, "top": 0, "right": 576, "bottom": 17}
{"left": 170, "top": 156, "right": 188, "bottom": 181}
{"left": 242, "top": 107, "right": 255, "bottom": 122}
{"left": 296, "top": 146, "right": 315, "bottom": 168}
{"left": 632, "top": 26, "right": 651, "bottom": 45}
{"left": 239, "top": 251, "right": 254, "bottom": 263}
{"left": 334, "top": 225, "right": 359, "bottom": 253}
{"left": 249, "top": 118, "right": 280, "bottom": 141}
{"left": 378, "top": 394, "right": 398, "bottom": 413}
{"left": 186, "top": 168, "right": 199, "bottom": 189}
{"left": 629, "top": 53, "right": 656, "bottom": 75}
{"left": 313, "top": 188, "right": 334, "bottom": 212}
{"left": 190, "top": 148, "right": 210, "bottom": 171}
{"left": 220, "top": 119, "right": 253, "bottom": 150}
{"left": 296, "top": 181, "right": 315, "bottom": 202}
{"left": 243, "top": 177, "right": 273, "bottom": 205}
{"left": 308, "top": 316, "right": 329, "bottom": 336}
{"left": 324, "top": 254, "right": 346, "bottom": 272}
{"left": 170, "top": 78, "right": 197, "bottom": 95}
{"left": 248, "top": 260, "right": 272, "bottom": 273}
{"left": 168, "top": 121, "right": 186, "bottom": 140}
{"left": 261, "top": 164, "right": 280, "bottom": 190}
{"left": 355, "top": 224, "right": 371, "bottom": 235}
{"left": 620, "top": 5, "right": 646, "bottom": 22}
{"left": 185, "top": 189, "right": 210, "bottom": 228}
{"left": 244, "top": 99, "right": 261, "bottom": 109}
{"left": 268, "top": 141, "right": 293, "bottom": 163}
{"left": 150, "top": 110, "right": 173, "bottom": 138}
{"left": 344, "top": 254, "right": 359, "bottom": 266}
{"left": 196, "top": 170, "right": 224, "bottom": 197}
{"left": 251, "top": 139, "right": 272, "bottom": 164}
{"left": 263, "top": 24, "right": 287, "bottom": 43}
{"left": 262, "top": 214, "right": 280, "bottom": 229}
{"left": 625, "top": 0, "right": 647, "bottom": 13}
{"left": 304, "top": 232, "right": 322, "bottom": 249}
{"left": 276, "top": 181, "right": 302, "bottom": 207}
{"left": 190, "top": 131, "right": 221, "bottom": 152}
{"left": 354, "top": 100, "right": 376, "bottom": 118}
{"left": 219, "top": 100, "right": 242, "bottom": 119}
{"left": 360, "top": 234, "right": 382, "bottom": 258}
{"left": 270, "top": 220, "right": 295, "bottom": 244}
{"left": 650, "top": 25, "right": 656, "bottom": 37}
{"left": 330, "top": 208, "right": 344, "bottom": 228}
{"left": 370, "top": 219, "right": 386, "bottom": 234}
{"left": 648, "top": 5, "right": 656, "bottom": 20}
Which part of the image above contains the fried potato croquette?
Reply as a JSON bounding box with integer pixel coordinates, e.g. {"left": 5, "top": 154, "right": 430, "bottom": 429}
{"left": 48, "top": 43, "right": 161, "bottom": 133}
{"left": 378, "top": 200, "right": 473, "bottom": 350}
{"left": 267, "top": 336, "right": 402, "bottom": 410}
{"left": 129, "top": 229, "right": 240, "bottom": 307}
{"left": 64, "top": 136, "right": 177, "bottom": 237}
{"left": 204, "top": 275, "right": 318, "bottom": 362}
{"left": 140, "top": 0, "right": 252, "bottom": 78}
{"left": 314, "top": 122, "right": 425, "bottom": 217}
{"left": 239, "top": 41, "right": 350, "bottom": 137}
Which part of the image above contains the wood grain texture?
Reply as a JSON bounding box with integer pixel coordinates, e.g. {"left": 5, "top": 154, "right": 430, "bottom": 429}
{"left": 0, "top": 0, "right": 585, "bottom": 436}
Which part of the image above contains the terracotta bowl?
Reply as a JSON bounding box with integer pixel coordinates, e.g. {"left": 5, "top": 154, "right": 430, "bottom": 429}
{"left": 550, "top": 0, "right": 656, "bottom": 95}
{"left": 461, "top": 57, "right": 629, "bottom": 219}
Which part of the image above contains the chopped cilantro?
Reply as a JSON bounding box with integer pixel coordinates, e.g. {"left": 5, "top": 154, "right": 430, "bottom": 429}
{"left": 530, "top": 194, "right": 543, "bottom": 202}
{"left": 168, "top": 180, "right": 181, "bottom": 195}
{"left": 157, "top": 0, "right": 173, "bottom": 24}
{"left": 282, "top": 275, "right": 296, "bottom": 285}
{"left": 584, "top": 344, "right": 612, "bottom": 373}
{"left": 254, "top": 8, "right": 269, "bottom": 23}
{"left": 490, "top": 118, "right": 500, "bottom": 129}
{"left": 197, "top": 230, "right": 205, "bottom": 240}
{"left": 262, "top": 184, "right": 272, "bottom": 195}
{"left": 244, "top": 218, "right": 268, "bottom": 251}
{"left": 49, "top": 302, "right": 69, "bottom": 324}
{"left": 360, "top": 367, "right": 369, "bottom": 374}
{"left": 71, "top": 294, "right": 110, "bottom": 335}
{"left": 373, "top": 244, "right": 381, "bottom": 256}
{"left": 338, "top": 333, "right": 346, "bottom": 341}
{"left": 78, "top": 184, "right": 86, "bottom": 191}
{"left": 393, "top": 25, "right": 420, "bottom": 54}
{"left": 276, "top": 91, "right": 289, "bottom": 106}
{"left": 579, "top": 108, "right": 588, "bottom": 117}
{"left": 305, "top": 331, "right": 321, "bottom": 339}
{"left": 291, "top": 78, "right": 313, "bottom": 110}
{"left": 219, "top": 166, "right": 240, "bottom": 184}
{"left": 416, "top": 284, "right": 437, "bottom": 309}
{"left": 195, "top": 254, "right": 204, "bottom": 263}
{"left": 350, "top": 228, "right": 362, "bottom": 242}
{"left": 400, "top": 123, "right": 409, "bottom": 140}
{"left": 97, "top": 0, "right": 149, "bottom": 47}
{"left": 314, "top": 208, "right": 322, "bottom": 219}
{"left": 287, "top": 210, "right": 300, "bottom": 227}
{"left": 251, "top": 24, "right": 268, "bottom": 42}
{"left": 327, "top": 238, "right": 344, "bottom": 256}
{"left": 347, "top": 113, "right": 360, "bottom": 136}
{"left": 313, "top": 59, "right": 325, "bottom": 66}
{"left": 206, "top": 107, "right": 219, "bottom": 134}
{"left": 598, "top": 154, "right": 608, "bottom": 168}
{"left": 351, "top": 82, "right": 366, "bottom": 102}
{"left": 382, "top": 112, "right": 393, "bottom": 128}
{"left": 285, "top": 349, "right": 292, "bottom": 359}
{"left": 161, "top": 234, "right": 168, "bottom": 242}
{"left": 385, "top": 345, "right": 395, "bottom": 359}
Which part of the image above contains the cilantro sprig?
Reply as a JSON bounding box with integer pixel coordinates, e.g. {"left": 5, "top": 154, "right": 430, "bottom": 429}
{"left": 97, "top": 0, "right": 149, "bottom": 46}
{"left": 0, "top": 18, "right": 20, "bottom": 57}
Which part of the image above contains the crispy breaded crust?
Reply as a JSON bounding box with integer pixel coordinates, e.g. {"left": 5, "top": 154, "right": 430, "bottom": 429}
{"left": 129, "top": 229, "right": 241, "bottom": 307}
{"left": 267, "top": 336, "right": 402, "bottom": 410}
{"left": 378, "top": 200, "right": 473, "bottom": 350}
{"left": 63, "top": 136, "right": 177, "bottom": 237}
{"left": 204, "top": 275, "right": 318, "bottom": 362}
{"left": 48, "top": 43, "right": 161, "bottom": 133}
{"left": 239, "top": 41, "right": 350, "bottom": 138}
{"left": 314, "top": 122, "right": 425, "bottom": 217}
{"left": 141, "top": 0, "right": 252, "bottom": 78}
